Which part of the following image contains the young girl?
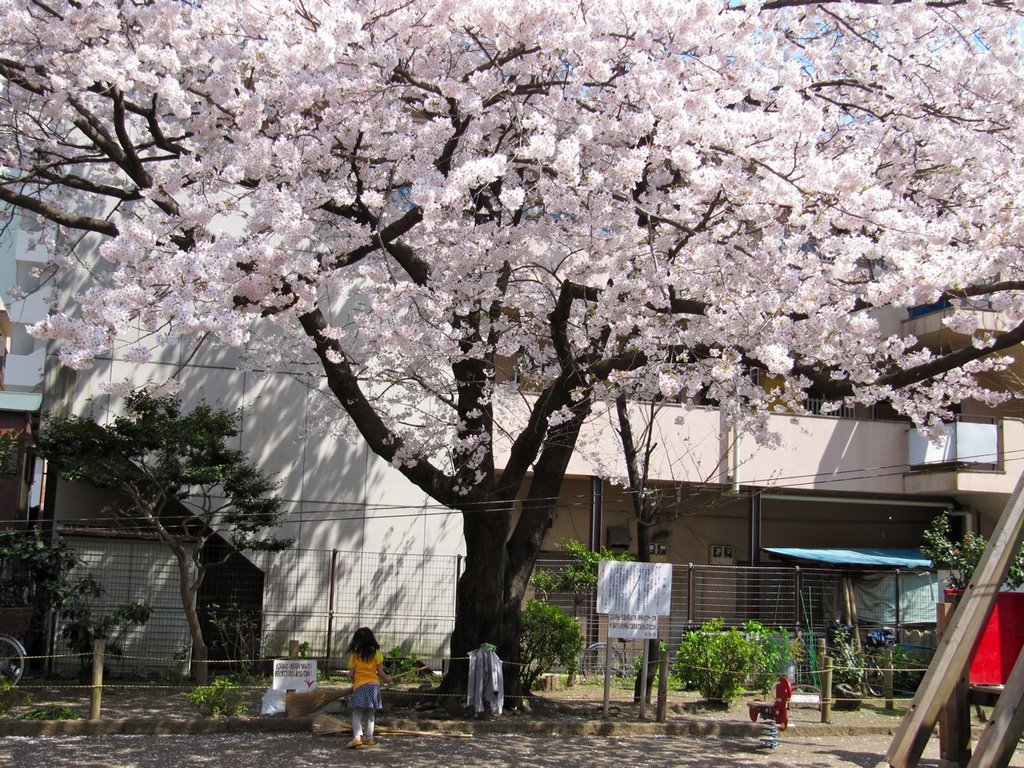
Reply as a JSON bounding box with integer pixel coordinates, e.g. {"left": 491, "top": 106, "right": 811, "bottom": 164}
{"left": 346, "top": 626, "right": 390, "bottom": 748}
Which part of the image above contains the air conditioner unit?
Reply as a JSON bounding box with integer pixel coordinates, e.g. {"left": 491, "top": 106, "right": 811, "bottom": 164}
{"left": 606, "top": 525, "right": 631, "bottom": 549}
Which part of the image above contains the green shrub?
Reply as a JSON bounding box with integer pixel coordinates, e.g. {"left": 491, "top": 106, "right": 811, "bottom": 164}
{"left": 744, "top": 622, "right": 801, "bottom": 694}
{"left": 518, "top": 600, "right": 581, "bottom": 692}
{"left": 673, "top": 618, "right": 761, "bottom": 704}
{"left": 892, "top": 645, "right": 926, "bottom": 694}
{"left": 384, "top": 644, "right": 422, "bottom": 677}
{"left": 187, "top": 677, "right": 247, "bottom": 717}
{"left": 0, "top": 676, "right": 28, "bottom": 716}
{"left": 19, "top": 706, "right": 83, "bottom": 721}
{"left": 62, "top": 600, "right": 152, "bottom": 673}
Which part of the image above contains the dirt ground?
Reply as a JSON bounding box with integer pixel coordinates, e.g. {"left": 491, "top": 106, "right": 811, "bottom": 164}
{"left": 3, "top": 677, "right": 1023, "bottom": 767}
{"left": 2, "top": 674, "right": 911, "bottom": 727}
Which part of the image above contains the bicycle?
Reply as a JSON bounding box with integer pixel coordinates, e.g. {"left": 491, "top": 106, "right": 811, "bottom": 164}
{"left": 0, "top": 607, "right": 31, "bottom": 685}
{"left": 578, "top": 642, "right": 628, "bottom": 679}
{"left": 862, "top": 627, "right": 896, "bottom": 698}
{"left": 826, "top": 621, "right": 895, "bottom": 698}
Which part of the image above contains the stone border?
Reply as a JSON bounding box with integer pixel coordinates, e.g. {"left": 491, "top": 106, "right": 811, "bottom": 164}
{"left": 0, "top": 714, "right": 898, "bottom": 739}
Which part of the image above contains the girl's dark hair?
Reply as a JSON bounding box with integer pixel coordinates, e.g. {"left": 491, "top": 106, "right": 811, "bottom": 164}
{"left": 347, "top": 626, "right": 381, "bottom": 662}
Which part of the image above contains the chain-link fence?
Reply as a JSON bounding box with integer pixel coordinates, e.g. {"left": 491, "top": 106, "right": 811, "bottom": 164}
{"left": 531, "top": 557, "right": 938, "bottom": 683}
{"left": 28, "top": 533, "right": 936, "bottom": 683}
{"left": 49, "top": 532, "right": 461, "bottom": 679}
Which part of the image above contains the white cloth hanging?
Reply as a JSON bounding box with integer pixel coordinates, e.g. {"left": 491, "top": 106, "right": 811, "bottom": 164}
{"left": 466, "top": 645, "right": 504, "bottom": 715}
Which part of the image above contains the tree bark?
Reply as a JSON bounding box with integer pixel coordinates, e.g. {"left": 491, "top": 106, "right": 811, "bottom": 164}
{"left": 616, "top": 395, "right": 661, "bottom": 704}
{"left": 169, "top": 541, "right": 208, "bottom": 685}
{"left": 440, "top": 395, "right": 593, "bottom": 705}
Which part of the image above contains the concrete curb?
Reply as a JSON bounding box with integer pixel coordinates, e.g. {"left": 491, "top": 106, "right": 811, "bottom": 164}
{"left": 0, "top": 714, "right": 899, "bottom": 740}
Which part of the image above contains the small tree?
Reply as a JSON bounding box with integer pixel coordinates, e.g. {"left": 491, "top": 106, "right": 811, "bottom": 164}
{"left": 530, "top": 539, "right": 633, "bottom": 616}
{"left": 0, "top": 530, "right": 107, "bottom": 666}
{"left": 673, "top": 618, "right": 761, "bottom": 705}
{"left": 518, "top": 600, "right": 581, "bottom": 693}
{"left": 38, "top": 391, "right": 292, "bottom": 683}
{"left": 0, "top": 430, "right": 21, "bottom": 474}
{"left": 921, "top": 512, "right": 1024, "bottom": 591}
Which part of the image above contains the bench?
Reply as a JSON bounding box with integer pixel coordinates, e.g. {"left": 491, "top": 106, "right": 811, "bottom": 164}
{"left": 789, "top": 685, "right": 823, "bottom": 709}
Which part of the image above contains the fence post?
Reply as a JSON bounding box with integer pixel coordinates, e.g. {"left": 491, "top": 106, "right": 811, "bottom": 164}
{"left": 656, "top": 646, "right": 669, "bottom": 723}
{"left": 686, "top": 564, "right": 695, "bottom": 625}
{"left": 794, "top": 566, "right": 802, "bottom": 633}
{"left": 884, "top": 647, "right": 895, "bottom": 710}
{"left": 89, "top": 639, "right": 105, "bottom": 721}
{"left": 816, "top": 637, "right": 831, "bottom": 724}
{"left": 821, "top": 653, "right": 833, "bottom": 724}
{"left": 325, "top": 549, "right": 338, "bottom": 670}
{"left": 894, "top": 569, "right": 901, "bottom": 630}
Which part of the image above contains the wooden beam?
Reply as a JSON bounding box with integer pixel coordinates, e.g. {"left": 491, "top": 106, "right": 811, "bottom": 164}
{"left": 886, "top": 471, "right": 1024, "bottom": 768}
{"left": 936, "top": 602, "right": 971, "bottom": 766}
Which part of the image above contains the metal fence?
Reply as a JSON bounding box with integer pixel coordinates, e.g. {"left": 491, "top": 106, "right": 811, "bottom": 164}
{"left": 531, "top": 558, "right": 939, "bottom": 675}
{"left": 36, "top": 534, "right": 937, "bottom": 680}
{"left": 53, "top": 533, "right": 461, "bottom": 679}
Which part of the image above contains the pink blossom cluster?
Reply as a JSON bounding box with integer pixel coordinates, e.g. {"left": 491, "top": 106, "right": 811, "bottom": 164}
{"left": 1, "top": 0, "right": 1022, "bottom": 470}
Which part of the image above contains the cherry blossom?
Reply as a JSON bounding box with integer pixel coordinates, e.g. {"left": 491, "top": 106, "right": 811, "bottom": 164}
{"left": 2, "top": 0, "right": 1023, "bottom": 693}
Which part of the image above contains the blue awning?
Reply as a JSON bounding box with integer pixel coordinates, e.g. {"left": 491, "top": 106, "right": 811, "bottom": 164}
{"left": 763, "top": 547, "right": 932, "bottom": 570}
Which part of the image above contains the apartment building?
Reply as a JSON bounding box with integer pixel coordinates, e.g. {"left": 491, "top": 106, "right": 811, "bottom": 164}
{"left": 538, "top": 301, "right": 1022, "bottom": 571}
{"left": 0, "top": 217, "right": 47, "bottom": 526}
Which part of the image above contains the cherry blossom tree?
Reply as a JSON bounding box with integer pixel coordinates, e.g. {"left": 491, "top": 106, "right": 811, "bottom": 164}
{"left": 2, "top": 0, "right": 1024, "bottom": 696}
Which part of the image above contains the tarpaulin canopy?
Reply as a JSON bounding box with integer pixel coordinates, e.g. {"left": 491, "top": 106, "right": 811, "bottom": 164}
{"left": 763, "top": 547, "right": 932, "bottom": 570}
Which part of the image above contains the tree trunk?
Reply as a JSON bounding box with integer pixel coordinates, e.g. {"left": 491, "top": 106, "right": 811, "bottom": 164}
{"left": 169, "top": 542, "right": 209, "bottom": 685}
{"left": 442, "top": 504, "right": 513, "bottom": 697}
{"left": 439, "top": 402, "right": 590, "bottom": 706}
{"left": 616, "top": 395, "right": 661, "bottom": 704}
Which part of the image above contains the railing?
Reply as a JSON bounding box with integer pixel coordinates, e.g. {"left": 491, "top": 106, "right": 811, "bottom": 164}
{"left": 908, "top": 418, "right": 1001, "bottom": 470}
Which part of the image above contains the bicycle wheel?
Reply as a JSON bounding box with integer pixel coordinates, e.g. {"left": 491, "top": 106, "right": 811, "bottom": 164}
{"left": 0, "top": 634, "right": 26, "bottom": 685}
{"left": 579, "top": 644, "right": 605, "bottom": 679}
{"left": 608, "top": 645, "right": 628, "bottom": 677}
{"left": 864, "top": 655, "right": 885, "bottom": 698}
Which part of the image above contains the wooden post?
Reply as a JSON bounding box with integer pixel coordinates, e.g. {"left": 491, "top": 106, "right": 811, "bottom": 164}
{"left": 656, "top": 647, "right": 669, "bottom": 723}
{"left": 884, "top": 647, "right": 895, "bottom": 711}
{"left": 936, "top": 601, "right": 971, "bottom": 767}
{"left": 821, "top": 653, "right": 833, "bottom": 724}
{"left": 89, "top": 639, "right": 105, "bottom": 721}
{"left": 638, "top": 642, "right": 649, "bottom": 720}
{"left": 887, "top": 470, "right": 1024, "bottom": 768}
{"left": 288, "top": 639, "right": 300, "bottom": 659}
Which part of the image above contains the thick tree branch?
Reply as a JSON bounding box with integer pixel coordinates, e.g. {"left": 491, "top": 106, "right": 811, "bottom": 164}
{"left": 298, "top": 308, "right": 461, "bottom": 507}
{"left": 0, "top": 184, "right": 118, "bottom": 235}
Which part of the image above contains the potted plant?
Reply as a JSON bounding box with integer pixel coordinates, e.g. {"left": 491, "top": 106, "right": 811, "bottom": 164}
{"left": 921, "top": 512, "right": 1024, "bottom": 591}
{"left": 921, "top": 512, "right": 1024, "bottom": 685}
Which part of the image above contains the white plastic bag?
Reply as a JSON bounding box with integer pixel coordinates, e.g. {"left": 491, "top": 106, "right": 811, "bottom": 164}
{"left": 260, "top": 688, "right": 286, "bottom": 716}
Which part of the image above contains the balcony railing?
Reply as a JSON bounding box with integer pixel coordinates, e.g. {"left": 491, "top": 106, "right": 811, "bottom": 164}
{"left": 908, "top": 419, "right": 1000, "bottom": 471}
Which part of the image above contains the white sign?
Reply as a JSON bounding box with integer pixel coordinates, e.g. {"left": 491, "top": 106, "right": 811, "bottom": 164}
{"left": 597, "top": 561, "right": 673, "bottom": 616}
{"left": 608, "top": 612, "right": 660, "bottom": 639}
{"left": 272, "top": 659, "right": 318, "bottom": 691}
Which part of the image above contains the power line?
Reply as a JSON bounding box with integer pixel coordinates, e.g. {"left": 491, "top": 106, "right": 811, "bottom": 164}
{"left": 33, "top": 447, "right": 1024, "bottom": 528}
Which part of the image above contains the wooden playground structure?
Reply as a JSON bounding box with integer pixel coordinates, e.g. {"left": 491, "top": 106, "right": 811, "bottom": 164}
{"left": 886, "top": 472, "right": 1024, "bottom": 767}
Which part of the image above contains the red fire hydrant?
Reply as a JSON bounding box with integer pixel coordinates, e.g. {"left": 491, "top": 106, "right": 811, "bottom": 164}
{"left": 747, "top": 675, "right": 793, "bottom": 730}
